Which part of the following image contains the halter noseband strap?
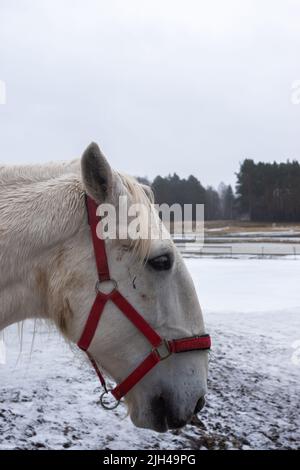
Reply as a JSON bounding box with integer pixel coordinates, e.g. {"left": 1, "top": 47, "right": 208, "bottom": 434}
{"left": 78, "top": 196, "right": 211, "bottom": 408}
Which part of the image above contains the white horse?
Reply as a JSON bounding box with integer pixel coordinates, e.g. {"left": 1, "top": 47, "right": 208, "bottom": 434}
{"left": 0, "top": 143, "right": 209, "bottom": 432}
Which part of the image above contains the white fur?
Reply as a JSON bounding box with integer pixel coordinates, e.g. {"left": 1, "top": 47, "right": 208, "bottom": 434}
{"left": 0, "top": 146, "right": 208, "bottom": 432}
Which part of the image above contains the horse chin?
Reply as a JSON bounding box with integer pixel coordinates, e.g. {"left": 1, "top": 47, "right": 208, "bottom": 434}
{"left": 130, "top": 410, "right": 168, "bottom": 433}
{"left": 132, "top": 416, "right": 169, "bottom": 433}
{"left": 129, "top": 399, "right": 193, "bottom": 433}
{"left": 130, "top": 411, "right": 191, "bottom": 433}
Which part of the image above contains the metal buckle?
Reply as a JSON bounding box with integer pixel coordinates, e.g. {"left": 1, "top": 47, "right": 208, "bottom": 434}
{"left": 153, "top": 339, "right": 172, "bottom": 361}
{"left": 95, "top": 279, "right": 118, "bottom": 296}
{"left": 99, "top": 390, "right": 120, "bottom": 410}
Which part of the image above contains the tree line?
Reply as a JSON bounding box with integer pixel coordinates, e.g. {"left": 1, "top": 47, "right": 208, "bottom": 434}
{"left": 138, "top": 159, "right": 300, "bottom": 221}
{"left": 236, "top": 159, "right": 300, "bottom": 221}
{"left": 138, "top": 174, "right": 235, "bottom": 221}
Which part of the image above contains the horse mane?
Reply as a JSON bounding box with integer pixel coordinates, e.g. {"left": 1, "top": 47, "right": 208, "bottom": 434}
{"left": 117, "top": 172, "right": 155, "bottom": 262}
{"left": 0, "top": 159, "right": 155, "bottom": 263}
{"left": 0, "top": 159, "right": 80, "bottom": 186}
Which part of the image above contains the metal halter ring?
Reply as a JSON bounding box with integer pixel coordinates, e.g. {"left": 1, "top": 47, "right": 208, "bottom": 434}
{"left": 100, "top": 390, "right": 121, "bottom": 410}
{"left": 95, "top": 279, "right": 118, "bottom": 296}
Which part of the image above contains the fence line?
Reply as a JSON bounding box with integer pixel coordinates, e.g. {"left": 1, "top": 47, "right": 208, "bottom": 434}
{"left": 173, "top": 238, "right": 300, "bottom": 259}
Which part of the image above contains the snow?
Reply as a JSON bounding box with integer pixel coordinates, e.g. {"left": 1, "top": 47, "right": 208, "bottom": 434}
{"left": 0, "top": 258, "right": 299, "bottom": 450}
{"left": 190, "top": 258, "right": 300, "bottom": 313}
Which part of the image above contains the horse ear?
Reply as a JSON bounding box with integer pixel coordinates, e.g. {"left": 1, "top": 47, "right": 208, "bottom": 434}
{"left": 81, "top": 142, "right": 113, "bottom": 202}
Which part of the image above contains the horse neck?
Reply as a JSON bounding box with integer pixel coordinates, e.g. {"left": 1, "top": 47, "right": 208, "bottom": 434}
{"left": 0, "top": 163, "right": 85, "bottom": 331}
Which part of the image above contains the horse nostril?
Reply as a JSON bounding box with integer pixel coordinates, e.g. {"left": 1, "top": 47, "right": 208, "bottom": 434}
{"left": 194, "top": 396, "right": 206, "bottom": 414}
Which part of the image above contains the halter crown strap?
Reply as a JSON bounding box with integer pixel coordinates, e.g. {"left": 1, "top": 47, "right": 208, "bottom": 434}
{"left": 85, "top": 196, "right": 110, "bottom": 281}
{"left": 78, "top": 195, "right": 211, "bottom": 405}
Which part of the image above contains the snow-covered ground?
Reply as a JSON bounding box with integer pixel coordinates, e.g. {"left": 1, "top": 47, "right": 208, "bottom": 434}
{"left": 0, "top": 258, "right": 299, "bottom": 450}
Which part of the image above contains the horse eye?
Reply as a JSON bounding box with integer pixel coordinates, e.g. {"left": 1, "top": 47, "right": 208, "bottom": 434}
{"left": 148, "top": 254, "right": 172, "bottom": 271}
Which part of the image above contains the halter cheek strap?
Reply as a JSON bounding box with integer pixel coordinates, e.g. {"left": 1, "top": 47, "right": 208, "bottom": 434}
{"left": 78, "top": 196, "right": 211, "bottom": 408}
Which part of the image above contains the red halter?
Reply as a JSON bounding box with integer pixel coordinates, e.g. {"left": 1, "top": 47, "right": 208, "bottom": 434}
{"left": 78, "top": 196, "right": 211, "bottom": 409}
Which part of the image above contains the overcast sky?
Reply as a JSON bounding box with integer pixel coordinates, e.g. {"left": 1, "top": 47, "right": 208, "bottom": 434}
{"left": 1, "top": 0, "right": 300, "bottom": 188}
